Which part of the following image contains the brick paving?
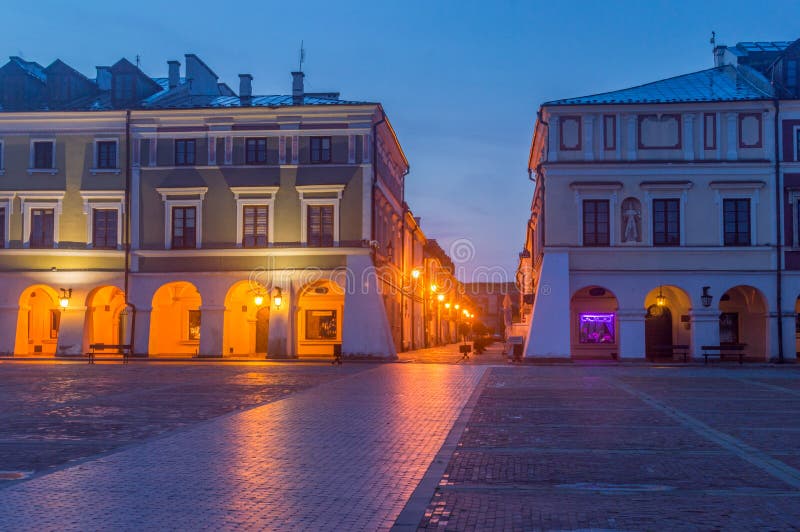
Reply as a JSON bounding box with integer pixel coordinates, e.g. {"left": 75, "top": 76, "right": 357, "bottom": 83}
{"left": 0, "top": 361, "right": 367, "bottom": 477}
{"left": 398, "top": 342, "right": 508, "bottom": 364}
{"left": 0, "top": 364, "right": 485, "bottom": 530}
{"left": 417, "top": 365, "right": 800, "bottom": 530}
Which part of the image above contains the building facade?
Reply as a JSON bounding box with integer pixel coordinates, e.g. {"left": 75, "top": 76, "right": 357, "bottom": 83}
{"left": 521, "top": 39, "right": 800, "bottom": 362}
{"left": 0, "top": 53, "right": 433, "bottom": 359}
{"left": 464, "top": 282, "right": 520, "bottom": 337}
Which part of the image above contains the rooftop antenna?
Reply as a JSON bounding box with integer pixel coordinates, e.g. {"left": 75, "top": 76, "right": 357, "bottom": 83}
{"left": 710, "top": 31, "right": 716, "bottom": 48}
{"left": 298, "top": 41, "right": 306, "bottom": 73}
{"left": 135, "top": 54, "right": 141, "bottom": 68}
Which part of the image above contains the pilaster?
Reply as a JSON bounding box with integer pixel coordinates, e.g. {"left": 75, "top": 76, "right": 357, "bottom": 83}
{"left": 198, "top": 305, "right": 225, "bottom": 357}
{"left": 617, "top": 308, "right": 646, "bottom": 360}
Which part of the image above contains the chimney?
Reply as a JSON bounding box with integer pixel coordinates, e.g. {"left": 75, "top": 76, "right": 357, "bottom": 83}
{"left": 291, "top": 71, "right": 305, "bottom": 104}
{"left": 96, "top": 66, "right": 111, "bottom": 91}
{"left": 239, "top": 74, "right": 253, "bottom": 100}
{"left": 168, "top": 60, "right": 180, "bottom": 89}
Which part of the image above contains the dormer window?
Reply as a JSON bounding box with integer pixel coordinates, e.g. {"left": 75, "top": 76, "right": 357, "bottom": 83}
{"left": 113, "top": 73, "right": 135, "bottom": 104}
{"left": 787, "top": 60, "right": 797, "bottom": 89}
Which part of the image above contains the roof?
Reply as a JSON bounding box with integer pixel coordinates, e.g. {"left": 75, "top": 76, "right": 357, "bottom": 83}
{"left": 730, "top": 41, "right": 792, "bottom": 55}
{"left": 8, "top": 56, "right": 45, "bottom": 82}
{"left": 545, "top": 65, "right": 773, "bottom": 106}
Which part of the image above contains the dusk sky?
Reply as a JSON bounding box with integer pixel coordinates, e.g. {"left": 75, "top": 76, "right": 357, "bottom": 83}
{"left": 6, "top": 0, "right": 800, "bottom": 279}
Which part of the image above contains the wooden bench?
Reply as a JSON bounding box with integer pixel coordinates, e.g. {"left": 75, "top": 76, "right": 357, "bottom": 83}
{"left": 652, "top": 344, "right": 690, "bottom": 362}
{"left": 88, "top": 343, "right": 133, "bottom": 364}
{"left": 701, "top": 344, "right": 746, "bottom": 365}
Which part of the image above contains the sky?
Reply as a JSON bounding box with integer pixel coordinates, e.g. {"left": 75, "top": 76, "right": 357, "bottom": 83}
{"left": 5, "top": 0, "right": 800, "bottom": 280}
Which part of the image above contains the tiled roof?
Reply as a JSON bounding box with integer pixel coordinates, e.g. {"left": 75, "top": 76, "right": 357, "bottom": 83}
{"left": 545, "top": 65, "right": 773, "bottom": 106}
{"left": 9, "top": 56, "right": 45, "bottom": 82}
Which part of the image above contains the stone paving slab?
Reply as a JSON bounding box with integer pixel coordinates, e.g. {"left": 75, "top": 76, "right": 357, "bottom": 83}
{"left": 0, "top": 365, "right": 485, "bottom": 531}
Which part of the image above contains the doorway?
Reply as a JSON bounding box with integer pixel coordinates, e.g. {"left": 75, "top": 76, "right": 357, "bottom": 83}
{"left": 645, "top": 304, "right": 672, "bottom": 359}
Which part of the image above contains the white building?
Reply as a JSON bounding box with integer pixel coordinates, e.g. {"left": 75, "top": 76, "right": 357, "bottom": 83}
{"left": 521, "top": 39, "right": 800, "bottom": 362}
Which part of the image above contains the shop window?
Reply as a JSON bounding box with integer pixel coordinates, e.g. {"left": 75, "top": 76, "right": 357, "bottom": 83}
{"left": 578, "top": 313, "right": 615, "bottom": 344}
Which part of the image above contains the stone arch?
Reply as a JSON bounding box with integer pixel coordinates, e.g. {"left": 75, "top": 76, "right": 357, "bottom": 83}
{"left": 84, "top": 286, "right": 127, "bottom": 353}
{"left": 570, "top": 285, "right": 619, "bottom": 359}
{"left": 15, "top": 285, "right": 61, "bottom": 355}
{"left": 296, "top": 279, "right": 344, "bottom": 358}
{"left": 643, "top": 285, "right": 692, "bottom": 359}
{"left": 149, "top": 281, "right": 202, "bottom": 356}
{"left": 222, "top": 280, "right": 268, "bottom": 357}
{"left": 719, "top": 285, "right": 768, "bottom": 360}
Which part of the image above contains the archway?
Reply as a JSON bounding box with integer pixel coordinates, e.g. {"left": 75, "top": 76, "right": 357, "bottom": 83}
{"left": 150, "top": 282, "right": 202, "bottom": 355}
{"left": 85, "top": 286, "right": 126, "bottom": 353}
{"left": 719, "top": 285, "right": 767, "bottom": 360}
{"left": 570, "top": 286, "right": 618, "bottom": 359}
{"left": 643, "top": 285, "right": 692, "bottom": 359}
{"left": 222, "top": 280, "right": 268, "bottom": 357}
{"left": 15, "top": 285, "right": 60, "bottom": 355}
{"left": 296, "top": 279, "right": 344, "bottom": 357}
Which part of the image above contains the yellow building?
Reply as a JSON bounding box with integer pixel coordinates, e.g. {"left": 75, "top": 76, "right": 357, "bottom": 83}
{"left": 0, "top": 54, "right": 419, "bottom": 360}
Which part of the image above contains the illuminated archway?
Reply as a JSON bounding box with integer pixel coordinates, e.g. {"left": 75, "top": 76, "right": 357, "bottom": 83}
{"left": 15, "top": 285, "right": 60, "bottom": 355}
{"left": 570, "top": 286, "right": 619, "bottom": 359}
{"left": 84, "top": 286, "right": 126, "bottom": 353}
{"left": 223, "top": 280, "right": 268, "bottom": 357}
{"left": 719, "top": 285, "right": 767, "bottom": 360}
{"left": 150, "top": 281, "right": 202, "bottom": 355}
{"left": 296, "top": 279, "right": 344, "bottom": 357}
{"left": 643, "top": 285, "right": 692, "bottom": 359}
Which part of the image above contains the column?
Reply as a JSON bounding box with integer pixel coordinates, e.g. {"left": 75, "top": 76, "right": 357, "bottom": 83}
{"left": 776, "top": 310, "right": 797, "bottom": 363}
{"left": 524, "top": 252, "right": 571, "bottom": 358}
{"left": 198, "top": 305, "right": 225, "bottom": 357}
{"left": 547, "top": 116, "right": 559, "bottom": 162}
{"left": 132, "top": 307, "right": 151, "bottom": 356}
{"left": 617, "top": 308, "right": 646, "bottom": 360}
{"left": 0, "top": 306, "right": 18, "bottom": 355}
{"left": 691, "top": 308, "right": 719, "bottom": 360}
{"left": 683, "top": 113, "right": 695, "bottom": 161}
{"left": 726, "top": 113, "right": 738, "bottom": 161}
{"left": 56, "top": 306, "right": 87, "bottom": 356}
{"left": 342, "top": 254, "right": 397, "bottom": 359}
{"left": 268, "top": 289, "right": 293, "bottom": 358}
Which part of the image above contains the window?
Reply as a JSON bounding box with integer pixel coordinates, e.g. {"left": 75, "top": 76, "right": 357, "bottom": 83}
{"left": 578, "top": 313, "right": 615, "bottom": 344}
{"left": 245, "top": 138, "right": 267, "bottom": 165}
{"left": 92, "top": 209, "right": 118, "bottom": 249}
{"left": 0, "top": 140, "right": 4, "bottom": 169}
{"left": 582, "top": 200, "right": 609, "bottom": 246}
{"left": 306, "top": 310, "right": 337, "bottom": 340}
{"left": 704, "top": 113, "right": 717, "bottom": 150}
{"left": 242, "top": 205, "right": 268, "bottom": 247}
{"left": 30, "top": 208, "right": 55, "bottom": 248}
{"left": 653, "top": 199, "right": 680, "bottom": 246}
{"left": 307, "top": 204, "right": 334, "bottom": 247}
{"left": 723, "top": 198, "right": 751, "bottom": 246}
{"left": 174, "top": 139, "right": 196, "bottom": 166}
{"left": 0, "top": 206, "right": 5, "bottom": 248}
{"left": 96, "top": 141, "right": 117, "bottom": 169}
{"left": 603, "top": 115, "right": 616, "bottom": 151}
{"left": 187, "top": 310, "right": 201, "bottom": 341}
{"left": 33, "top": 141, "right": 54, "bottom": 169}
{"left": 310, "top": 136, "right": 331, "bottom": 163}
{"left": 171, "top": 206, "right": 196, "bottom": 249}
{"left": 788, "top": 60, "right": 797, "bottom": 89}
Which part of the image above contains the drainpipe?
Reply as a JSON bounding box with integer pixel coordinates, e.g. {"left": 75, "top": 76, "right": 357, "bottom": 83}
{"left": 774, "top": 98, "right": 784, "bottom": 364}
{"left": 123, "top": 110, "right": 137, "bottom": 352}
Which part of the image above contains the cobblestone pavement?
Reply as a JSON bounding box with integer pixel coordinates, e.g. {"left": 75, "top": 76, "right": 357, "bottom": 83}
{"left": 417, "top": 365, "right": 800, "bottom": 531}
{"left": 0, "top": 364, "right": 485, "bottom": 530}
{"left": 398, "top": 342, "right": 508, "bottom": 365}
{"left": 0, "top": 361, "right": 367, "bottom": 478}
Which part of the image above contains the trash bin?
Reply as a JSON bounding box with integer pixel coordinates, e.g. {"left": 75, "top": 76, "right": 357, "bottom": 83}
{"left": 512, "top": 343, "right": 523, "bottom": 362}
{"left": 506, "top": 336, "right": 524, "bottom": 363}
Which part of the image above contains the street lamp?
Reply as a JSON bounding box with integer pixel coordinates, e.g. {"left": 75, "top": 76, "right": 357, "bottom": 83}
{"left": 253, "top": 294, "right": 264, "bottom": 306}
{"left": 656, "top": 285, "right": 666, "bottom": 307}
{"left": 411, "top": 269, "right": 420, "bottom": 280}
{"left": 437, "top": 293, "right": 444, "bottom": 302}
{"left": 272, "top": 287, "right": 283, "bottom": 309}
{"left": 430, "top": 284, "right": 438, "bottom": 293}
{"left": 59, "top": 288, "right": 72, "bottom": 309}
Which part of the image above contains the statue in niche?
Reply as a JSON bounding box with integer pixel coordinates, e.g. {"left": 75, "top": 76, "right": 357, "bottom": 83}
{"left": 621, "top": 197, "right": 642, "bottom": 243}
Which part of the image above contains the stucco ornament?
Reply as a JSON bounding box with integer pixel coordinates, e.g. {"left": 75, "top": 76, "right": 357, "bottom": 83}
{"left": 621, "top": 197, "right": 642, "bottom": 243}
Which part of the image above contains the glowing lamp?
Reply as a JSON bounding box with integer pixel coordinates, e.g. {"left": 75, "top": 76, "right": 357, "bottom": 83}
{"left": 437, "top": 293, "right": 444, "bottom": 302}
{"left": 656, "top": 286, "right": 666, "bottom": 307}
{"left": 272, "top": 287, "right": 283, "bottom": 309}
{"left": 254, "top": 295, "right": 264, "bottom": 306}
{"left": 445, "top": 302, "right": 451, "bottom": 309}
{"left": 455, "top": 304, "right": 460, "bottom": 310}
{"left": 430, "top": 284, "right": 438, "bottom": 293}
{"left": 411, "top": 269, "right": 420, "bottom": 279}
{"left": 59, "top": 288, "right": 72, "bottom": 309}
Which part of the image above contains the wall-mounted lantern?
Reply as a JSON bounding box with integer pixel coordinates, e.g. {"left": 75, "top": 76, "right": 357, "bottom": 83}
{"left": 701, "top": 286, "right": 713, "bottom": 308}
{"left": 272, "top": 287, "right": 283, "bottom": 310}
{"left": 253, "top": 294, "right": 265, "bottom": 306}
{"left": 411, "top": 269, "right": 420, "bottom": 280}
{"left": 59, "top": 288, "right": 72, "bottom": 309}
{"left": 656, "top": 286, "right": 666, "bottom": 307}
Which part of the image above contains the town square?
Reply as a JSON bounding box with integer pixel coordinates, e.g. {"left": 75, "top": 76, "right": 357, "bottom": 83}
{"left": 1, "top": 1, "right": 800, "bottom": 530}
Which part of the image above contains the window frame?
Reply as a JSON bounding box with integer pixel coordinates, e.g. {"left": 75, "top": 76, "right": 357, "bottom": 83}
{"left": 306, "top": 203, "right": 335, "bottom": 247}
{"left": 231, "top": 187, "right": 278, "bottom": 248}
{"left": 722, "top": 198, "right": 751, "bottom": 247}
{"left": 0, "top": 192, "right": 11, "bottom": 248}
{"left": 581, "top": 199, "right": 610, "bottom": 247}
{"left": 28, "top": 207, "right": 56, "bottom": 249}
{"left": 0, "top": 139, "right": 4, "bottom": 175}
{"left": 93, "top": 138, "right": 120, "bottom": 173}
{"left": 19, "top": 192, "right": 65, "bottom": 248}
{"left": 29, "top": 139, "right": 56, "bottom": 173}
{"left": 570, "top": 182, "right": 621, "bottom": 246}
{"left": 174, "top": 138, "right": 197, "bottom": 166}
{"left": 170, "top": 205, "right": 198, "bottom": 250}
{"left": 156, "top": 187, "right": 207, "bottom": 250}
{"left": 91, "top": 208, "right": 120, "bottom": 250}
{"left": 652, "top": 198, "right": 681, "bottom": 247}
{"left": 711, "top": 181, "right": 762, "bottom": 247}
{"left": 297, "top": 185, "right": 344, "bottom": 246}
{"left": 310, "top": 136, "right": 332, "bottom": 164}
{"left": 245, "top": 137, "right": 268, "bottom": 165}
